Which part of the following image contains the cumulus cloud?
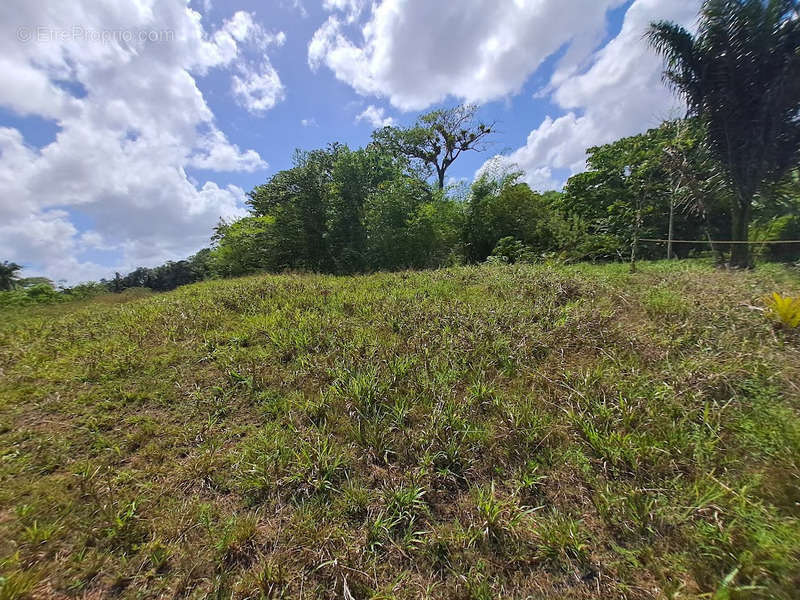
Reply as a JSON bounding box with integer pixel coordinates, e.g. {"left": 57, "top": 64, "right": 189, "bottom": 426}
{"left": 309, "top": 0, "right": 700, "bottom": 189}
{"left": 322, "top": 0, "right": 367, "bottom": 23}
{"left": 0, "top": 0, "right": 283, "bottom": 282}
{"left": 232, "top": 62, "right": 285, "bottom": 114}
{"left": 355, "top": 105, "right": 394, "bottom": 128}
{"left": 193, "top": 11, "right": 286, "bottom": 113}
{"left": 487, "top": 0, "right": 699, "bottom": 189}
{"left": 309, "top": 0, "right": 628, "bottom": 110}
{"left": 189, "top": 128, "right": 266, "bottom": 171}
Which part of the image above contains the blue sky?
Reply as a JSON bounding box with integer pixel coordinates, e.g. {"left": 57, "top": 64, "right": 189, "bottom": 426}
{"left": 0, "top": 0, "right": 699, "bottom": 283}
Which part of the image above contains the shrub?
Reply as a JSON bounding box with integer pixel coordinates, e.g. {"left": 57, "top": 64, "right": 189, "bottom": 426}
{"left": 764, "top": 292, "right": 800, "bottom": 329}
{"left": 488, "top": 237, "right": 535, "bottom": 264}
{"left": 753, "top": 215, "right": 800, "bottom": 263}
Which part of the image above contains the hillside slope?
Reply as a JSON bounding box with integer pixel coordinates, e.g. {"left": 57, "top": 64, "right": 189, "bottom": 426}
{"left": 1, "top": 262, "right": 799, "bottom": 599}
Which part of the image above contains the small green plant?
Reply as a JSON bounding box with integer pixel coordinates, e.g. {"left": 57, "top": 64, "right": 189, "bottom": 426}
{"left": 463, "top": 563, "right": 494, "bottom": 600}
{"left": 385, "top": 484, "right": 427, "bottom": 525}
{"left": 536, "top": 511, "right": 590, "bottom": 569}
{"left": 215, "top": 513, "right": 259, "bottom": 565}
{"left": 474, "top": 482, "right": 529, "bottom": 545}
{"left": 366, "top": 511, "right": 403, "bottom": 553}
{"left": 351, "top": 417, "right": 396, "bottom": 465}
{"left": 243, "top": 559, "right": 286, "bottom": 599}
{"left": 105, "top": 500, "right": 143, "bottom": 548}
{"left": 366, "top": 484, "right": 429, "bottom": 554}
{"left": 338, "top": 480, "right": 372, "bottom": 521}
{"left": 764, "top": 292, "right": 800, "bottom": 328}
{"left": 0, "top": 570, "right": 38, "bottom": 600}
{"left": 21, "top": 520, "right": 61, "bottom": 547}
{"left": 285, "top": 436, "right": 349, "bottom": 496}
{"left": 515, "top": 461, "right": 546, "bottom": 502}
{"left": 145, "top": 540, "right": 172, "bottom": 572}
{"left": 642, "top": 286, "right": 689, "bottom": 318}
{"left": 467, "top": 377, "right": 497, "bottom": 410}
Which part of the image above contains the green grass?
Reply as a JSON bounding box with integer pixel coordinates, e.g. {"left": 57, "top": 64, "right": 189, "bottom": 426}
{"left": 1, "top": 261, "right": 799, "bottom": 599}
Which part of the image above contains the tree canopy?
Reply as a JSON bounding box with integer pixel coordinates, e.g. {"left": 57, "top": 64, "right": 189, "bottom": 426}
{"left": 648, "top": 0, "right": 800, "bottom": 266}
{"left": 562, "top": 120, "right": 730, "bottom": 260}
{"left": 372, "top": 105, "right": 494, "bottom": 189}
{"left": 0, "top": 261, "right": 22, "bottom": 291}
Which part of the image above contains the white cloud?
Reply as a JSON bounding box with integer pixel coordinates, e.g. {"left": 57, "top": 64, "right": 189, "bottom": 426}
{"left": 284, "top": 0, "right": 308, "bottom": 18}
{"left": 232, "top": 62, "right": 286, "bottom": 114}
{"left": 311, "top": 0, "right": 701, "bottom": 190}
{"left": 322, "top": 0, "right": 367, "bottom": 23}
{"left": 189, "top": 128, "right": 266, "bottom": 171}
{"left": 309, "top": 0, "right": 628, "bottom": 110}
{"left": 355, "top": 105, "right": 394, "bottom": 128}
{"left": 486, "top": 0, "right": 699, "bottom": 189}
{"left": 192, "top": 10, "right": 286, "bottom": 114}
{"left": 300, "top": 117, "right": 317, "bottom": 127}
{"left": 0, "top": 0, "right": 279, "bottom": 283}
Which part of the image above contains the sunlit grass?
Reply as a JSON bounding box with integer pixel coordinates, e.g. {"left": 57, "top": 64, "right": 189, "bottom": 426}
{"left": 0, "top": 260, "right": 798, "bottom": 599}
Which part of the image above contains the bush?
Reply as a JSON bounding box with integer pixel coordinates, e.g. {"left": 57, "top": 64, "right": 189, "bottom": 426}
{"left": 764, "top": 292, "right": 800, "bottom": 329}
{"left": 0, "top": 283, "right": 60, "bottom": 308}
{"left": 488, "top": 237, "right": 536, "bottom": 264}
{"left": 466, "top": 177, "right": 586, "bottom": 263}
{"left": 0, "top": 280, "right": 110, "bottom": 310}
{"left": 754, "top": 215, "right": 800, "bottom": 263}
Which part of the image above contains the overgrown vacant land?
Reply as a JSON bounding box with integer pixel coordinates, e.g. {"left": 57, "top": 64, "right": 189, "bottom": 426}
{"left": 1, "top": 262, "right": 799, "bottom": 599}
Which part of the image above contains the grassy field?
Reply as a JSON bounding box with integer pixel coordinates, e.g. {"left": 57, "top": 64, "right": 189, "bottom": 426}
{"left": 1, "top": 261, "right": 799, "bottom": 599}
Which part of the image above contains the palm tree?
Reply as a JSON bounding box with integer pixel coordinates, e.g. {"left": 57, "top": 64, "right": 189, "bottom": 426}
{"left": 0, "top": 261, "right": 22, "bottom": 291}
{"left": 648, "top": 0, "right": 800, "bottom": 267}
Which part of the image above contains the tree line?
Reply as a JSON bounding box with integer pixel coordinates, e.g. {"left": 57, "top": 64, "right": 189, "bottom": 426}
{"left": 3, "top": 0, "right": 799, "bottom": 302}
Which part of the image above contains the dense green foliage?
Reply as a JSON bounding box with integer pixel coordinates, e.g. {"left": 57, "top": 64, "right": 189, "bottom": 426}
{"left": 109, "top": 251, "right": 214, "bottom": 293}
{"left": 1, "top": 262, "right": 799, "bottom": 598}
{"left": 372, "top": 104, "right": 494, "bottom": 190}
{"left": 0, "top": 279, "right": 110, "bottom": 309}
{"left": 0, "top": 261, "right": 22, "bottom": 291}
{"left": 561, "top": 120, "right": 731, "bottom": 260}
{"left": 465, "top": 175, "right": 580, "bottom": 262}
{"left": 210, "top": 142, "right": 587, "bottom": 278}
{"left": 95, "top": 107, "right": 794, "bottom": 295}
{"left": 649, "top": 0, "right": 800, "bottom": 267}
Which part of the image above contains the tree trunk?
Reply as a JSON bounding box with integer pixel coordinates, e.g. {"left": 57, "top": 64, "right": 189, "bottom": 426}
{"left": 437, "top": 168, "right": 446, "bottom": 190}
{"left": 630, "top": 202, "right": 641, "bottom": 273}
{"left": 729, "top": 196, "right": 752, "bottom": 268}
{"left": 667, "top": 196, "right": 675, "bottom": 259}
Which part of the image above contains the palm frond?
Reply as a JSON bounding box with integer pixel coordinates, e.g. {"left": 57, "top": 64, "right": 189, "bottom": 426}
{"left": 647, "top": 21, "right": 702, "bottom": 109}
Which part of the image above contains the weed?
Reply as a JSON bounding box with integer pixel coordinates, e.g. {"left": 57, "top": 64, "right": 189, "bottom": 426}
{"left": 536, "top": 510, "right": 590, "bottom": 569}
{"left": 643, "top": 286, "right": 690, "bottom": 318}
{"left": 215, "top": 513, "right": 260, "bottom": 566}
{"left": 366, "top": 484, "right": 430, "bottom": 555}
{"left": 764, "top": 292, "right": 800, "bottom": 328}
{"left": 0, "top": 570, "right": 38, "bottom": 600}
{"left": 288, "top": 436, "right": 349, "bottom": 496}
{"left": 240, "top": 558, "right": 287, "bottom": 599}
{"left": 474, "top": 482, "right": 531, "bottom": 545}
{"left": 1, "top": 262, "right": 798, "bottom": 598}
{"left": 21, "top": 520, "right": 61, "bottom": 547}
{"left": 337, "top": 480, "right": 372, "bottom": 521}
{"left": 515, "top": 461, "right": 547, "bottom": 503}
{"left": 385, "top": 484, "right": 428, "bottom": 526}
{"left": 467, "top": 376, "right": 497, "bottom": 411}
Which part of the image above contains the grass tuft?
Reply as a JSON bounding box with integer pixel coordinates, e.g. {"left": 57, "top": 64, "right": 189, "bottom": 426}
{"left": 0, "top": 261, "right": 798, "bottom": 598}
